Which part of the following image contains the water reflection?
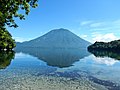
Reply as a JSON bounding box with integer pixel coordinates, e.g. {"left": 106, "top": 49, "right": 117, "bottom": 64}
{"left": 88, "top": 49, "right": 120, "bottom": 60}
{"left": 0, "top": 48, "right": 120, "bottom": 90}
{"left": 15, "top": 48, "right": 90, "bottom": 68}
{"left": 0, "top": 51, "right": 15, "bottom": 69}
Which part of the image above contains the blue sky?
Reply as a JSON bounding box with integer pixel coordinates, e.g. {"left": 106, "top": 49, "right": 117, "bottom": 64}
{"left": 8, "top": 0, "right": 120, "bottom": 43}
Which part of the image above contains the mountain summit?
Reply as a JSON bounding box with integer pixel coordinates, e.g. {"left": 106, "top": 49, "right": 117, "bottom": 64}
{"left": 16, "top": 28, "right": 91, "bottom": 48}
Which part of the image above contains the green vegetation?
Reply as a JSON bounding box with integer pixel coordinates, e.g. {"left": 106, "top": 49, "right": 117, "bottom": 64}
{"left": 0, "top": 51, "right": 15, "bottom": 69}
{"left": 88, "top": 40, "right": 120, "bottom": 52}
{"left": 0, "top": 28, "right": 16, "bottom": 50}
{"left": 0, "top": 0, "right": 38, "bottom": 28}
{"left": 0, "top": 0, "right": 38, "bottom": 50}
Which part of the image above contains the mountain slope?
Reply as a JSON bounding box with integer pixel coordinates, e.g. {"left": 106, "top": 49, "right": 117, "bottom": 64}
{"left": 16, "top": 28, "right": 91, "bottom": 48}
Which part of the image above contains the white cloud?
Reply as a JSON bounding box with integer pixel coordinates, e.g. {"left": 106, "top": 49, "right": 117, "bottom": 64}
{"left": 92, "top": 33, "right": 118, "bottom": 42}
{"left": 113, "top": 19, "right": 120, "bottom": 25}
{"left": 91, "top": 27, "right": 111, "bottom": 31}
{"left": 89, "top": 20, "right": 120, "bottom": 31}
{"left": 90, "top": 22, "right": 104, "bottom": 28}
{"left": 80, "top": 19, "right": 120, "bottom": 32}
{"left": 79, "top": 19, "right": 120, "bottom": 43}
{"left": 80, "top": 21, "right": 93, "bottom": 26}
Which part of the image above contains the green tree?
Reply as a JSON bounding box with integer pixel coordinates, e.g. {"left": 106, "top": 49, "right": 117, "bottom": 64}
{"left": 0, "top": 0, "right": 38, "bottom": 50}
{"left": 0, "top": 28, "right": 16, "bottom": 50}
{"left": 0, "top": 0, "right": 38, "bottom": 28}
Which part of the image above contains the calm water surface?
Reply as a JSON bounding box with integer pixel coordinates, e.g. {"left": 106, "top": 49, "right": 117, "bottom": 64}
{"left": 0, "top": 48, "right": 120, "bottom": 90}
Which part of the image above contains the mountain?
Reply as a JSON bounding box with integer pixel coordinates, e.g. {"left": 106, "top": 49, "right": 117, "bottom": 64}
{"left": 16, "top": 28, "right": 91, "bottom": 48}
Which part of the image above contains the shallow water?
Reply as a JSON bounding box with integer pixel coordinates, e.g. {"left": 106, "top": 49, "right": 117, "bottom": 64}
{"left": 0, "top": 48, "right": 120, "bottom": 90}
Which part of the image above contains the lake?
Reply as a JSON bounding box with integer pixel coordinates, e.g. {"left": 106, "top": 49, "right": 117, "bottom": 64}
{"left": 0, "top": 48, "right": 120, "bottom": 90}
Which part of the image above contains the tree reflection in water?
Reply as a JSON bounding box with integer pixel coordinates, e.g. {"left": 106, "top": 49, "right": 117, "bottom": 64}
{"left": 88, "top": 49, "right": 120, "bottom": 60}
{"left": 0, "top": 51, "right": 15, "bottom": 69}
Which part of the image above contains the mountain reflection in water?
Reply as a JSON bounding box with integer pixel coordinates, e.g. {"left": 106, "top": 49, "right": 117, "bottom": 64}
{"left": 0, "top": 48, "right": 120, "bottom": 90}
{"left": 15, "top": 47, "right": 90, "bottom": 68}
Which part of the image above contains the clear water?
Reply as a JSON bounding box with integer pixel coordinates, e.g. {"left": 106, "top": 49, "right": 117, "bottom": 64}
{"left": 0, "top": 48, "right": 120, "bottom": 90}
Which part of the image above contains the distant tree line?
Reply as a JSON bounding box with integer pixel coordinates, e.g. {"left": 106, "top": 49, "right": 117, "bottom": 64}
{"left": 88, "top": 40, "right": 120, "bottom": 52}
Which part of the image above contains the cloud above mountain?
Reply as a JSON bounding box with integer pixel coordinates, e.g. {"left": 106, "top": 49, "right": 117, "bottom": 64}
{"left": 79, "top": 19, "right": 120, "bottom": 43}
{"left": 80, "top": 19, "right": 120, "bottom": 31}
{"left": 91, "top": 32, "right": 118, "bottom": 42}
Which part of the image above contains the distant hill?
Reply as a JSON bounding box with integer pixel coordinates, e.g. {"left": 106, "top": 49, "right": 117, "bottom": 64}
{"left": 88, "top": 39, "right": 120, "bottom": 52}
{"left": 16, "top": 28, "right": 91, "bottom": 48}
